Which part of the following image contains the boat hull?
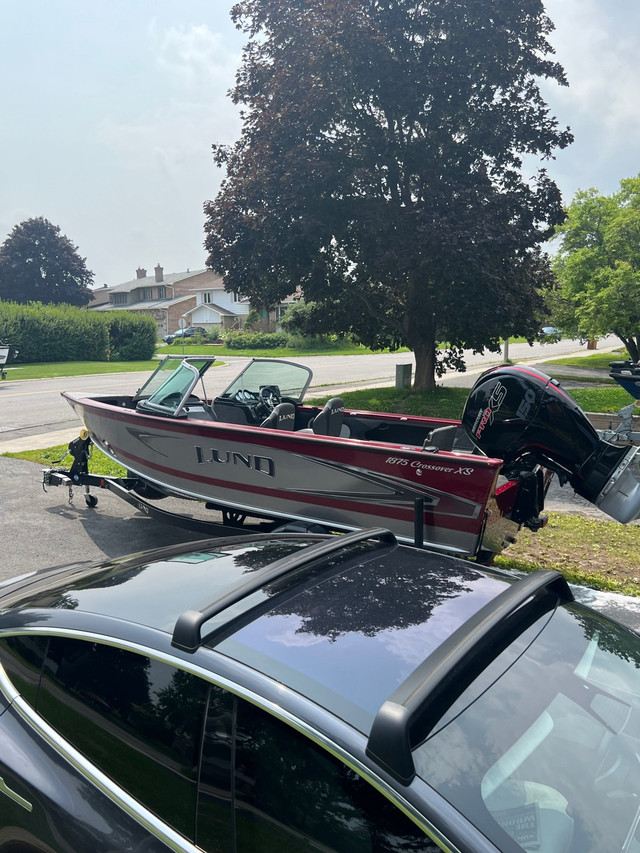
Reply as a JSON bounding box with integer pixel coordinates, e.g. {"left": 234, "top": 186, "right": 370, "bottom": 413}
{"left": 63, "top": 393, "right": 515, "bottom": 557}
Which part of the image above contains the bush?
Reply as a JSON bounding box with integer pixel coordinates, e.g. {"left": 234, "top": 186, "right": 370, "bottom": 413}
{"left": 224, "top": 330, "right": 290, "bottom": 349}
{"left": 0, "top": 301, "right": 108, "bottom": 362}
{"left": 106, "top": 312, "right": 157, "bottom": 360}
{"left": 0, "top": 302, "right": 156, "bottom": 362}
{"left": 285, "top": 333, "right": 347, "bottom": 350}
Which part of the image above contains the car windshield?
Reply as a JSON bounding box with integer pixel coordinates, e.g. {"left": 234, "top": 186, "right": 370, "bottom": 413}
{"left": 415, "top": 605, "right": 640, "bottom": 853}
{"left": 219, "top": 359, "right": 313, "bottom": 404}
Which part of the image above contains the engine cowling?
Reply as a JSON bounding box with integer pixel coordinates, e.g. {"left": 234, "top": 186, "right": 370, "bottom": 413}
{"left": 461, "top": 365, "right": 640, "bottom": 524}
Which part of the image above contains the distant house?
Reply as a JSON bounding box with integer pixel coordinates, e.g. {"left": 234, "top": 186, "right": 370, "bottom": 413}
{"left": 88, "top": 265, "right": 250, "bottom": 338}
{"left": 188, "top": 283, "right": 251, "bottom": 331}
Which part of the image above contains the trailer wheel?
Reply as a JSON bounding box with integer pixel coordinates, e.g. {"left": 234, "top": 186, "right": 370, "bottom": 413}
{"left": 85, "top": 495, "right": 98, "bottom": 508}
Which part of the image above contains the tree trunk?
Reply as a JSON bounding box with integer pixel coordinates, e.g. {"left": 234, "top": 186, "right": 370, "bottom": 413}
{"left": 616, "top": 333, "right": 639, "bottom": 362}
{"left": 412, "top": 339, "right": 437, "bottom": 391}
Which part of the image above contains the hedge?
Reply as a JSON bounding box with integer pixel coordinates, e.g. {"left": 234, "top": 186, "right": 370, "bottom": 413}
{"left": 0, "top": 302, "right": 157, "bottom": 362}
{"left": 224, "top": 331, "right": 290, "bottom": 350}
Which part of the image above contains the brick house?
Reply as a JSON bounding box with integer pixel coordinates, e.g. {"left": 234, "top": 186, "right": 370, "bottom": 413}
{"left": 89, "top": 265, "right": 250, "bottom": 338}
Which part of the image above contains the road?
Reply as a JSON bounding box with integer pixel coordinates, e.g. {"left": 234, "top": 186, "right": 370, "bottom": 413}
{"left": 0, "top": 336, "right": 621, "bottom": 453}
{"left": 2, "top": 336, "right": 638, "bottom": 633}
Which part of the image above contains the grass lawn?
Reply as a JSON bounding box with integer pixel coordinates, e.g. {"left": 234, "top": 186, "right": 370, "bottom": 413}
{"left": 569, "top": 386, "right": 635, "bottom": 413}
{"left": 3, "top": 360, "right": 159, "bottom": 380}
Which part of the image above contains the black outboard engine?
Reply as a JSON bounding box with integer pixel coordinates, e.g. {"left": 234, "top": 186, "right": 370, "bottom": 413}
{"left": 461, "top": 365, "right": 640, "bottom": 524}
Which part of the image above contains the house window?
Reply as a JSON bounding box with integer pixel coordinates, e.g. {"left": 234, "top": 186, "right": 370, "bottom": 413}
{"left": 113, "top": 293, "right": 128, "bottom": 305}
{"left": 141, "top": 288, "right": 153, "bottom": 301}
{"left": 158, "top": 286, "right": 166, "bottom": 299}
{"left": 232, "top": 292, "right": 241, "bottom": 303}
{"left": 202, "top": 292, "right": 212, "bottom": 304}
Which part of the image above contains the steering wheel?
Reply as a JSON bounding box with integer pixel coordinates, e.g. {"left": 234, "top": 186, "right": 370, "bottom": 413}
{"left": 259, "top": 385, "right": 281, "bottom": 411}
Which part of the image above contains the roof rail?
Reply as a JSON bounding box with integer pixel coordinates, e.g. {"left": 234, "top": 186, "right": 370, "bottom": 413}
{"left": 366, "top": 569, "right": 573, "bottom": 785}
{"left": 172, "top": 527, "right": 397, "bottom": 652}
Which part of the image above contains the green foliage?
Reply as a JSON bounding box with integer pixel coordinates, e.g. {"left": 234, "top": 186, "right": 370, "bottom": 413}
{"left": 286, "top": 333, "right": 347, "bottom": 351}
{"left": 243, "top": 308, "right": 263, "bottom": 330}
{"left": 0, "top": 217, "right": 94, "bottom": 306}
{"left": 0, "top": 301, "right": 108, "bottom": 362}
{"left": 205, "top": 0, "right": 572, "bottom": 390}
{"left": 568, "top": 386, "right": 633, "bottom": 413}
{"left": 0, "top": 302, "right": 156, "bottom": 363}
{"left": 106, "top": 312, "right": 157, "bottom": 360}
{"left": 552, "top": 176, "right": 640, "bottom": 360}
{"left": 224, "top": 330, "right": 290, "bottom": 349}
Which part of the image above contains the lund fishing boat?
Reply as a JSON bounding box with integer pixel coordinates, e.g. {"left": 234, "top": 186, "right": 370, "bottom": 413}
{"left": 52, "top": 356, "right": 640, "bottom": 559}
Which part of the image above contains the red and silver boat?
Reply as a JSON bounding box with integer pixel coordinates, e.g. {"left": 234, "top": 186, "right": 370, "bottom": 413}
{"left": 60, "top": 356, "right": 640, "bottom": 559}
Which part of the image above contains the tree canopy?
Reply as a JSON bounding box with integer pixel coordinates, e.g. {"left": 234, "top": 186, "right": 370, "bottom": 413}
{"left": 551, "top": 176, "right": 640, "bottom": 361}
{"left": 205, "top": 0, "right": 572, "bottom": 389}
{"left": 0, "top": 217, "right": 94, "bottom": 307}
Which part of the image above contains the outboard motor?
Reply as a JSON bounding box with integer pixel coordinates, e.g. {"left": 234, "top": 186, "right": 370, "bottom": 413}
{"left": 461, "top": 365, "right": 640, "bottom": 524}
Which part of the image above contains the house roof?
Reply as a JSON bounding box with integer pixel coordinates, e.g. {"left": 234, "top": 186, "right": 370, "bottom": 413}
{"left": 91, "top": 295, "right": 196, "bottom": 312}
{"left": 193, "top": 302, "right": 237, "bottom": 319}
{"left": 108, "top": 270, "right": 208, "bottom": 295}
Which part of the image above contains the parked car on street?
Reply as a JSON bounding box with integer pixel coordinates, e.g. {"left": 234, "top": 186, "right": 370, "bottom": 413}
{"left": 0, "top": 527, "right": 638, "bottom": 852}
{"left": 163, "top": 326, "right": 206, "bottom": 344}
{"left": 540, "top": 326, "right": 562, "bottom": 341}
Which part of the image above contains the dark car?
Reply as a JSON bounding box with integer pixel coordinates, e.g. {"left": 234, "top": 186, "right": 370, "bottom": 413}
{"left": 0, "top": 528, "right": 638, "bottom": 852}
{"left": 163, "top": 326, "right": 206, "bottom": 344}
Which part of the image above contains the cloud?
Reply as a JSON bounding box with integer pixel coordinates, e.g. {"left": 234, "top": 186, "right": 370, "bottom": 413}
{"left": 152, "top": 22, "right": 239, "bottom": 91}
{"left": 94, "top": 23, "right": 241, "bottom": 174}
{"left": 543, "top": 0, "right": 640, "bottom": 195}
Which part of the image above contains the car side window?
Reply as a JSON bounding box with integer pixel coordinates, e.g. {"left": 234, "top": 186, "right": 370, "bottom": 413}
{"left": 36, "top": 637, "right": 209, "bottom": 841}
{"left": 0, "top": 635, "right": 48, "bottom": 706}
{"left": 199, "top": 696, "right": 440, "bottom": 853}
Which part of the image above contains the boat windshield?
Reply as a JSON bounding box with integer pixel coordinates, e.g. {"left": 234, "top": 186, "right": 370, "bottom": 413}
{"left": 219, "top": 359, "right": 313, "bottom": 404}
{"left": 135, "top": 358, "right": 216, "bottom": 415}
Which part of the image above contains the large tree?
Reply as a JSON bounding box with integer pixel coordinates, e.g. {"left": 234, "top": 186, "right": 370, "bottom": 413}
{"left": 205, "top": 0, "right": 572, "bottom": 389}
{"left": 551, "top": 176, "right": 640, "bottom": 361}
{"left": 0, "top": 217, "right": 94, "bottom": 307}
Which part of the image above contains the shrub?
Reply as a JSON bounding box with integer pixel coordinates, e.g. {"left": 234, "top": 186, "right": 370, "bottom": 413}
{"left": 106, "top": 312, "right": 157, "bottom": 360}
{"left": 0, "top": 301, "right": 108, "bottom": 362}
{"left": 223, "top": 331, "right": 290, "bottom": 350}
{"left": 0, "top": 302, "right": 156, "bottom": 362}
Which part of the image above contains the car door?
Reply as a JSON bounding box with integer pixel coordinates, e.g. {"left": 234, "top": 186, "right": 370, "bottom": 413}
{"left": 197, "top": 690, "right": 442, "bottom": 853}
{"left": 0, "top": 634, "right": 209, "bottom": 852}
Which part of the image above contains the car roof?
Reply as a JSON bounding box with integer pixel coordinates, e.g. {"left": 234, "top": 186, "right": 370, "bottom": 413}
{"left": 0, "top": 528, "right": 574, "bottom": 784}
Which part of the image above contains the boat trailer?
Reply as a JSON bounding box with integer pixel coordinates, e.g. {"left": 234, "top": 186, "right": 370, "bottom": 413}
{"left": 42, "top": 433, "right": 437, "bottom": 549}
{"left": 42, "top": 432, "right": 271, "bottom": 538}
{"left": 602, "top": 360, "right": 640, "bottom": 444}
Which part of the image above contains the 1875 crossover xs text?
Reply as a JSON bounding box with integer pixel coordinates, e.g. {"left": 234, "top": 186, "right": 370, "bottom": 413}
{"left": 47, "top": 355, "right": 640, "bottom": 560}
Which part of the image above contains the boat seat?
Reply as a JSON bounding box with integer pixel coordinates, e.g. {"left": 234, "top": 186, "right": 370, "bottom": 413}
{"left": 425, "top": 425, "right": 476, "bottom": 454}
{"left": 310, "top": 398, "right": 345, "bottom": 436}
{"left": 212, "top": 398, "right": 253, "bottom": 425}
{"left": 260, "top": 402, "right": 296, "bottom": 430}
{"left": 185, "top": 403, "right": 218, "bottom": 421}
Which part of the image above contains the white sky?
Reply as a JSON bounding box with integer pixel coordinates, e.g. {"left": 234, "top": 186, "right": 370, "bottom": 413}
{"left": 1, "top": 1, "right": 638, "bottom": 288}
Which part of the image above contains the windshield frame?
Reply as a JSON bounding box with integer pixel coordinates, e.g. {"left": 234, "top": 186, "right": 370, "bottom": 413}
{"left": 135, "top": 357, "right": 217, "bottom": 416}
{"left": 218, "top": 358, "right": 313, "bottom": 405}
